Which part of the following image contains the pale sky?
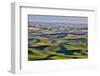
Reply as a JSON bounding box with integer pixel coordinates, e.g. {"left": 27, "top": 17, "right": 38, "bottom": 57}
{"left": 28, "top": 15, "right": 88, "bottom": 24}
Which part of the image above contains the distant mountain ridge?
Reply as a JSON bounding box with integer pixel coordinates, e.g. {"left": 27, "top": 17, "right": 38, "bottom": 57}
{"left": 28, "top": 22, "right": 87, "bottom": 26}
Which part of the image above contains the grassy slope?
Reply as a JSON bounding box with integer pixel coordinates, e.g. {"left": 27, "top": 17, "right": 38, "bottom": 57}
{"left": 28, "top": 34, "right": 88, "bottom": 61}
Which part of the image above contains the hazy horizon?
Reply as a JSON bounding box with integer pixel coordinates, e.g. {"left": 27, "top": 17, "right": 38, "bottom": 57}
{"left": 28, "top": 15, "right": 88, "bottom": 24}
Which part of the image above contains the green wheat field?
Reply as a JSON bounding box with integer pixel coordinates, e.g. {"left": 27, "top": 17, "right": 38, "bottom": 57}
{"left": 28, "top": 16, "right": 88, "bottom": 61}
